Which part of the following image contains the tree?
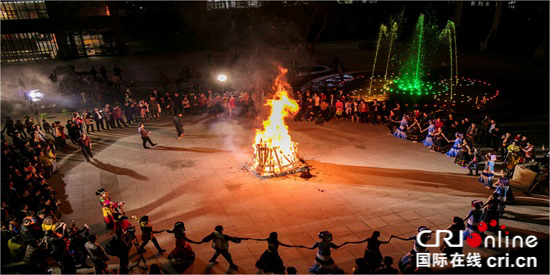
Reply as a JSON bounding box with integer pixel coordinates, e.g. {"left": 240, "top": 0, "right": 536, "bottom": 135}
{"left": 284, "top": 2, "right": 341, "bottom": 66}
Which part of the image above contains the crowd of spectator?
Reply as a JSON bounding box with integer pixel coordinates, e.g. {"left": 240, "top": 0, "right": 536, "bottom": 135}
{"left": 292, "top": 89, "right": 548, "bottom": 192}
{"left": 1, "top": 114, "right": 89, "bottom": 273}
{"left": 1, "top": 63, "right": 548, "bottom": 274}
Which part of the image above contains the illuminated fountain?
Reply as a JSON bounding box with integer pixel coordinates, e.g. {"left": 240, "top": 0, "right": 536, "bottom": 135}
{"left": 304, "top": 12, "right": 500, "bottom": 108}
{"left": 323, "top": 13, "right": 499, "bottom": 107}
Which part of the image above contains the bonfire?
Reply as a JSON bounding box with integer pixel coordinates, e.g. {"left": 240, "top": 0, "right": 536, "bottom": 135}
{"left": 252, "top": 67, "right": 304, "bottom": 177}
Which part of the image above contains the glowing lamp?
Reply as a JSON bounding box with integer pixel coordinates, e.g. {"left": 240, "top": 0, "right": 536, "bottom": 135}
{"left": 217, "top": 74, "right": 227, "bottom": 82}
{"left": 28, "top": 89, "right": 44, "bottom": 102}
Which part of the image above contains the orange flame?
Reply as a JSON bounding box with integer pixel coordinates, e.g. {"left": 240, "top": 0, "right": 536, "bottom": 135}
{"left": 253, "top": 66, "right": 300, "bottom": 175}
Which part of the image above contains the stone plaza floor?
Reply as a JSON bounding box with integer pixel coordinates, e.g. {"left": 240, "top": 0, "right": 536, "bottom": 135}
{"left": 51, "top": 115, "right": 549, "bottom": 274}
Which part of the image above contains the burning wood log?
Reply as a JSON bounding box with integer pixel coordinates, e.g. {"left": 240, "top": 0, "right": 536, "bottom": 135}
{"left": 251, "top": 67, "right": 307, "bottom": 177}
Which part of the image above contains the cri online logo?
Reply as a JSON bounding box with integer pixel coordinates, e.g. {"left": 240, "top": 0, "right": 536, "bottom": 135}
{"left": 418, "top": 220, "right": 538, "bottom": 249}
{"left": 466, "top": 219, "right": 502, "bottom": 247}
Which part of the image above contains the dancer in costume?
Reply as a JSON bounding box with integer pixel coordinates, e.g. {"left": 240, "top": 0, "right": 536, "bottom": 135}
{"left": 430, "top": 128, "right": 447, "bottom": 153}
{"left": 166, "top": 222, "right": 200, "bottom": 262}
{"left": 421, "top": 121, "right": 435, "bottom": 147}
{"left": 245, "top": 232, "right": 302, "bottom": 274}
{"left": 440, "top": 217, "right": 465, "bottom": 256}
{"left": 466, "top": 147, "right": 485, "bottom": 176}
{"left": 446, "top": 133, "right": 463, "bottom": 157}
{"left": 344, "top": 231, "right": 392, "bottom": 271}
{"left": 493, "top": 177, "right": 514, "bottom": 216}
{"left": 200, "top": 225, "right": 241, "bottom": 270}
{"left": 133, "top": 215, "right": 166, "bottom": 253}
{"left": 96, "top": 189, "right": 115, "bottom": 229}
{"left": 406, "top": 117, "right": 422, "bottom": 143}
{"left": 455, "top": 139, "right": 471, "bottom": 166}
{"left": 393, "top": 226, "right": 432, "bottom": 274}
{"left": 463, "top": 200, "right": 483, "bottom": 239}
{"left": 392, "top": 226, "right": 431, "bottom": 254}
{"left": 505, "top": 148, "right": 520, "bottom": 178}
{"left": 393, "top": 115, "right": 409, "bottom": 140}
{"left": 306, "top": 231, "right": 345, "bottom": 274}
{"left": 479, "top": 154, "right": 496, "bottom": 188}
{"left": 482, "top": 193, "right": 501, "bottom": 233}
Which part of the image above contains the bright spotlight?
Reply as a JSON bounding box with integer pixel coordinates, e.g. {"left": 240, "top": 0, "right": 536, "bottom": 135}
{"left": 217, "top": 74, "right": 227, "bottom": 82}
{"left": 28, "top": 89, "right": 44, "bottom": 102}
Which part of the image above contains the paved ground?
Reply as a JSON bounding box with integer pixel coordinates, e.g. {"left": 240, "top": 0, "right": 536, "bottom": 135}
{"left": 48, "top": 114, "right": 549, "bottom": 274}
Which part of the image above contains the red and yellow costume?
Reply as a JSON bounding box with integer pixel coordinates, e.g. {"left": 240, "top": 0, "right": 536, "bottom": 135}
{"left": 99, "top": 195, "right": 115, "bottom": 226}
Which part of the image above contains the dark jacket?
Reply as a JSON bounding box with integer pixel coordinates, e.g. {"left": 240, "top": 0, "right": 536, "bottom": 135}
{"left": 173, "top": 116, "right": 184, "bottom": 129}
{"left": 92, "top": 111, "right": 104, "bottom": 121}
{"left": 466, "top": 126, "right": 479, "bottom": 139}
{"left": 123, "top": 105, "right": 133, "bottom": 118}
{"left": 172, "top": 95, "right": 182, "bottom": 109}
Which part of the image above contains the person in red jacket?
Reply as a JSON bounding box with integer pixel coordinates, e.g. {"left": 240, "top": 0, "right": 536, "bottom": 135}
{"left": 113, "top": 105, "right": 128, "bottom": 128}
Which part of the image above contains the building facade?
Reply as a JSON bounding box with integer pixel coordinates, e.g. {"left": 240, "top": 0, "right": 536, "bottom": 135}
{"left": 1, "top": 1, "right": 125, "bottom": 63}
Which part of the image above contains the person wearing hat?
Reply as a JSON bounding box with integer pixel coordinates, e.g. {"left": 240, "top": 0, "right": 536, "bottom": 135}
{"left": 166, "top": 222, "right": 200, "bottom": 261}
{"left": 96, "top": 189, "right": 115, "bottom": 229}
{"left": 132, "top": 215, "right": 166, "bottom": 253}
{"left": 305, "top": 231, "right": 345, "bottom": 274}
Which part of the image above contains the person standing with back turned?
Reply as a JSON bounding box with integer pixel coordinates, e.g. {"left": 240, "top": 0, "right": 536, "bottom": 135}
{"left": 173, "top": 113, "right": 185, "bottom": 139}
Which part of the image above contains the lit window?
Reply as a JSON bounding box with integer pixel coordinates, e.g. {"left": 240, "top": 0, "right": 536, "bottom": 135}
{"left": 471, "top": 1, "right": 475, "bottom": 5}
{"left": 0, "top": 1, "right": 49, "bottom": 20}
{"left": 1, "top": 32, "right": 58, "bottom": 62}
{"left": 207, "top": 0, "right": 262, "bottom": 10}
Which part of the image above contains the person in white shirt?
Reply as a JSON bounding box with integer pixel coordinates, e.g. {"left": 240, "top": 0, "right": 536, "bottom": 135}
{"left": 85, "top": 234, "right": 109, "bottom": 273}
{"left": 92, "top": 108, "right": 106, "bottom": 131}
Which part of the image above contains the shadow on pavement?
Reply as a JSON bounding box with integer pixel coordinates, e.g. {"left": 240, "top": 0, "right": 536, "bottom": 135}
{"left": 152, "top": 146, "right": 228, "bottom": 153}
{"left": 90, "top": 159, "right": 150, "bottom": 181}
